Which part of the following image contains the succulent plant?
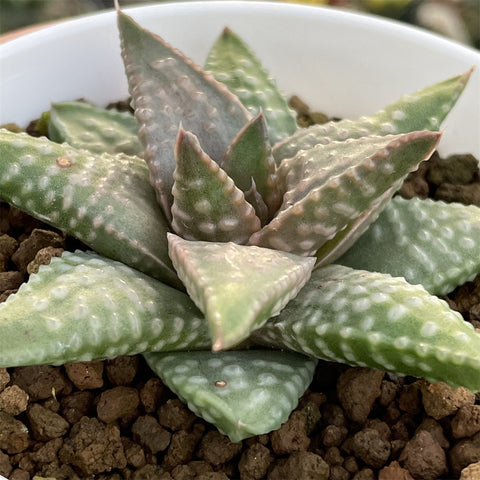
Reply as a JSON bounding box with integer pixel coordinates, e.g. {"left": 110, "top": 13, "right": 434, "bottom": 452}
{"left": 1, "top": 4, "right": 479, "bottom": 442}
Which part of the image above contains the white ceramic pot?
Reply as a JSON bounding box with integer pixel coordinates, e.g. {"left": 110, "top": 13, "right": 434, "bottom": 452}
{"left": 1, "top": 1, "right": 479, "bottom": 157}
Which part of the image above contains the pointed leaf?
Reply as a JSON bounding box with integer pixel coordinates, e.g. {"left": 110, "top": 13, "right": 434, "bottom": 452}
{"left": 144, "top": 350, "right": 317, "bottom": 441}
{"left": 205, "top": 27, "right": 297, "bottom": 144}
{"left": 0, "top": 129, "right": 179, "bottom": 286}
{"left": 222, "top": 113, "right": 281, "bottom": 219}
{"left": 49, "top": 101, "right": 143, "bottom": 156}
{"left": 254, "top": 265, "right": 480, "bottom": 392}
{"left": 0, "top": 251, "right": 211, "bottom": 367}
{"left": 167, "top": 234, "right": 316, "bottom": 350}
{"left": 171, "top": 129, "right": 260, "bottom": 243}
{"left": 117, "top": 8, "right": 252, "bottom": 219}
{"left": 338, "top": 197, "right": 480, "bottom": 295}
{"left": 274, "top": 69, "right": 472, "bottom": 162}
{"left": 249, "top": 131, "right": 441, "bottom": 256}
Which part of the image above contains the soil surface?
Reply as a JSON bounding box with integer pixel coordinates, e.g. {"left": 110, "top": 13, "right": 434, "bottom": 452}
{"left": 0, "top": 106, "right": 480, "bottom": 479}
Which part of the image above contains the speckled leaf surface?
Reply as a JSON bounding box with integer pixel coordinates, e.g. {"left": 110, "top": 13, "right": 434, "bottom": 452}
{"left": 0, "top": 129, "right": 179, "bottom": 286}
{"left": 254, "top": 265, "right": 480, "bottom": 392}
{"left": 0, "top": 251, "right": 210, "bottom": 367}
{"left": 222, "top": 113, "right": 281, "bottom": 219}
{"left": 338, "top": 197, "right": 480, "bottom": 295}
{"left": 117, "top": 8, "right": 252, "bottom": 219}
{"left": 49, "top": 101, "right": 143, "bottom": 156}
{"left": 205, "top": 27, "right": 297, "bottom": 144}
{"left": 167, "top": 234, "right": 316, "bottom": 350}
{"left": 249, "top": 131, "right": 441, "bottom": 256}
{"left": 171, "top": 129, "right": 260, "bottom": 243}
{"left": 273, "top": 70, "right": 472, "bottom": 162}
{"left": 144, "top": 350, "right": 317, "bottom": 441}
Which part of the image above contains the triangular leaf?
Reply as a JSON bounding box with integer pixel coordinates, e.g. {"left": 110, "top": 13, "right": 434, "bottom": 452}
{"left": 222, "top": 113, "right": 281, "bottom": 219}
{"left": 167, "top": 234, "right": 316, "bottom": 350}
{"left": 171, "top": 129, "right": 261, "bottom": 243}
{"left": 49, "top": 101, "right": 143, "bottom": 156}
{"left": 250, "top": 131, "right": 441, "bottom": 257}
{"left": 117, "top": 8, "right": 252, "bottom": 219}
{"left": 144, "top": 350, "right": 317, "bottom": 441}
{"left": 339, "top": 197, "right": 480, "bottom": 295}
{"left": 273, "top": 69, "right": 472, "bottom": 162}
{"left": 254, "top": 265, "right": 480, "bottom": 392}
{"left": 0, "top": 129, "right": 179, "bottom": 286}
{"left": 0, "top": 251, "right": 210, "bottom": 367}
{"left": 205, "top": 27, "right": 297, "bottom": 144}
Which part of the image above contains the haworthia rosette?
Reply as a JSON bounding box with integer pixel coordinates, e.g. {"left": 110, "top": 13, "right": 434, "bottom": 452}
{"left": 249, "top": 130, "right": 441, "bottom": 256}
{"left": 144, "top": 350, "right": 317, "bottom": 441}
{"left": 338, "top": 196, "right": 480, "bottom": 295}
{"left": 0, "top": 129, "right": 179, "bottom": 286}
{"left": 254, "top": 265, "right": 480, "bottom": 392}
{"left": 167, "top": 234, "right": 316, "bottom": 350}
{"left": 49, "top": 101, "right": 143, "bottom": 156}
{"left": 0, "top": 251, "right": 210, "bottom": 367}
{"left": 117, "top": 8, "right": 252, "bottom": 220}
{"left": 205, "top": 27, "right": 297, "bottom": 144}
{"left": 171, "top": 129, "right": 261, "bottom": 243}
{"left": 273, "top": 69, "right": 472, "bottom": 163}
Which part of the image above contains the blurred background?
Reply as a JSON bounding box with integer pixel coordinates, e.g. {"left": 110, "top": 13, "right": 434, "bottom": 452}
{"left": 0, "top": 0, "right": 479, "bottom": 49}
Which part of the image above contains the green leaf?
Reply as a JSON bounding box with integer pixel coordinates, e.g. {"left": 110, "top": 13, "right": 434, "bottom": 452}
{"left": 171, "top": 129, "right": 261, "bottom": 243}
{"left": 144, "top": 350, "right": 317, "bottom": 441}
{"left": 0, "top": 251, "right": 210, "bottom": 367}
{"left": 338, "top": 197, "right": 480, "bottom": 295}
{"left": 49, "top": 101, "right": 143, "bottom": 156}
{"left": 0, "top": 129, "right": 179, "bottom": 286}
{"left": 273, "top": 69, "right": 472, "bottom": 162}
{"left": 249, "top": 131, "right": 441, "bottom": 257}
{"left": 117, "top": 8, "right": 252, "bottom": 220}
{"left": 254, "top": 265, "right": 480, "bottom": 392}
{"left": 222, "top": 113, "right": 281, "bottom": 220}
{"left": 167, "top": 234, "right": 316, "bottom": 350}
{"left": 205, "top": 27, "right": 297, "bottom": 144}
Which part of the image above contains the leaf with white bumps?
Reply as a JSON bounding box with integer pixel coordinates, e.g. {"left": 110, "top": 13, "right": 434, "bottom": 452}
{"left": 117, "top": 8, "right": 252, "bottom": 220}
{"left": 167, "top": 234, "right": 316, "bottom": 350}
{"left": 205, "top": 27, "right": 297, "bottom": 144}
{"left": 0, "top": 251, "right": 211, "bottom": 367}
{"left": 249, "top": 131, "right": 441, "bottom": 257}
{"left": 253, "top": 265, "right": 480, "bottom": 392}
{"left": 222, "top": 113, "right": 281, "bottom": 220}
{"left": 49, "top": 101, "right": 143, "bottom": 156}
{"left": 273, "top": 69, "right": 472, "bottom": 163}
{"left": 171, "top": 129, "right": 261, "bottom": 243}
{"left": 144, "top": 350, "right": 317, "bottom": 441}
{"left": 338, "top": 197, "right": 480, "bottom": 295}
{"left": 0, "top": 129, "right": 179, "bottom": 286}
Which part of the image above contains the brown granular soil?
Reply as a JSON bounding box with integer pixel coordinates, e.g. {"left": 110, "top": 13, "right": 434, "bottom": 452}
{"left": 1, "top": 107, "right": 480, "bottom": 479}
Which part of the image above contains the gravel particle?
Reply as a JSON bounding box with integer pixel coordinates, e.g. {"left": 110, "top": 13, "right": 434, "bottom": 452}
{"left": 105, "top": 355, "right": 139, "bottom": 385}
{"left": 158, "top": 398, "right": 196, "bottom": 431}
{"left": 351, "top": 428, "right": 391, "bottom": 469}
{"left": 378, "top": 460, "right": 414, "bottom": 480}
{"left": 399, "top": 430, "right": 448, "bottom": 480}
{"left": 131, "top": 415, "right": 171, "bottom": 454}
{"left": 0, "top": 411, "right": 29, "bottom": 454}
{"left": 238, "top": 442, "right": 273, "bottom": 480}
{"left": 97, "top": 386, "right": 139, "bottom": 423}
{"left": 452, "top": 405, "right": 480, "bottom": 439}
{"left": 420, "top": 381, "right": 475, "bottom": 420}
{"left": 58, "top": 416, "right": 127, "bottom": 475}
{"left": 449, "top": 431, "right": 480, "bottom": 476}
{"left": 64, "top": 360, "right": 104, "bottom": 390}
{"left": 268, "top": 451, "right": 329, "bottom": 480}
{"left": 27, "top": 403, "right": 70, "bottom": 441}
{"left": 197, "top": 430, "right": 242, "bottom": 466}
{"left": 337, "top": 368, "right": 384, "bottom": 423}
{"left": 0, "top": 385, "right": 29, "bottom": 415}
{"left": 270, "top": 409, "right": 311, "bottom": 454}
